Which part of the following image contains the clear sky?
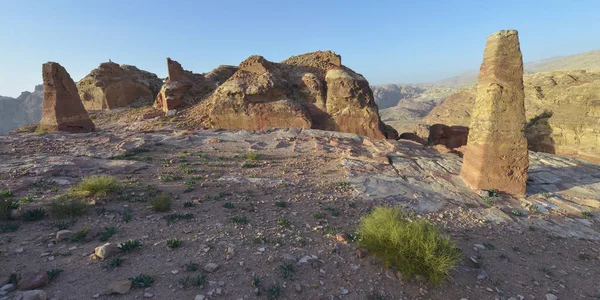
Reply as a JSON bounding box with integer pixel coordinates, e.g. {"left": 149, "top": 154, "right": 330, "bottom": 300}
{"left": 1, "top": 0, "right": 599, "bottom": 97}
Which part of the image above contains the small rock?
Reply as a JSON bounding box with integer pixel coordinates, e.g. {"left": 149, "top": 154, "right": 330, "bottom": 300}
{"left": 167, "top": 109, "right": 177, "bottom": 117}
{"left": 105, "top": 280, "right": 131, "bottom": 295}
{"left": 171, "top": 270, "right": 179, "bottom": 275}
{"left": 258, "top": 247, "right": 265, "bottom": 252}
{"left": 56, "top": 230, "right": 73, "bottom": 241}
{"left": 194, "top": 295, "right": 205, "bottom": 300}
{"left": 18, "top": 270, "right": 49, "bottom": 291}
{"left": 340, "top": 287, "right": 349, "bottom": 295}
{"left": 143, "top": 292, "right": 153, "bottom": 298}
{"left": 546, "top": 294, "right": 558, "bottom": 300}
{"left": 0, "top": 284, "right": 15, "bottom": 292}
{"left": 92, "top": 294, "right": 100, "bottom": 298}
{"left": 295, "top": 283, "right": 302, "bottom": 293}
{"left": 15, "top": 248, "right": 24, "bottom": 254}
{"left": 477, "top": 270, "right": 488, "bottom": 280}
{"left": 94, "top": 243, "right": 116, "bottom": 260}
{"left": 474, "top": 244, "right": 486, "bottom": 250}
{"left": 22, "top": 290, "right": 47, "bottom": 300}
{"left": 204, "top": 263, "right": 219, "bottom": 273}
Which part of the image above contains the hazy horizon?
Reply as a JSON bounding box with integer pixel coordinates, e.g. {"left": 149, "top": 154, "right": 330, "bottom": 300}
{"left": 1, "top": 0, "right": 600, "bottom": 97}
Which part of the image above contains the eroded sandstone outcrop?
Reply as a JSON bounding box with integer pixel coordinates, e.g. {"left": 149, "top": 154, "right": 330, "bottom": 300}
{"left": 39, "top": 62, "right": 95, "bottom": 132}
{"left": 187, "top": 51, "right": 394, "bottom": 139}
{"left": 77, "top": 62, "right": 163, "bottom": 110}
{"left": 154, "top": 58, "right": 237, "bottom": 113}
{"left": 0, "top": 85, "right": 43, "bottom": 134}
{"left": 460, "top": 30, "right": 529, "bottom": 195}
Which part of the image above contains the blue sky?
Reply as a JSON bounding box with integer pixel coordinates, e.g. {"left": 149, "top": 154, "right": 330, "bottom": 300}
{"left": 1, "top": 0, "right": 599, "bottom": 97}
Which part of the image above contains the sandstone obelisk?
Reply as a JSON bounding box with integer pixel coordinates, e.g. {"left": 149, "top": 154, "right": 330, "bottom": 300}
{"left": 460, "top": 30, "right": 528, "bottom": 195}
{"left": 39, "top": 62, "right": 95, "bottom": 133}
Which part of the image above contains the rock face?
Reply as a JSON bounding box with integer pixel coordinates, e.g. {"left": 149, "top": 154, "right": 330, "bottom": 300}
{"left": 0, "top": 85, "right": 43, "bottom": 134}
{"left": 77, "top": 62, "right": 163, "bottom": 110}
{"left": 39, "top": 62, "right": 95, "bottom": 133}
{"left": 422, "top": 70, "right": 600, "bottom": 164}
{"left": 460, "top": 30, "right": 529, "bottom": 195}
{"left": 427, "top": 124, "right": 470, "bottom": 149}
{"left": 187, "top": 51, "right": 393, "bottom": 139}
{"left": 154, "top": 58, "right": 237, "bottom": 113}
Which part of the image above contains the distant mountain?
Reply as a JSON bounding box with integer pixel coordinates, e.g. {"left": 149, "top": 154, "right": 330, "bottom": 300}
{"left": 0, "top": 85, "right": 43, "bottom": 134}
{"left": 431, "top": 49, "right": 600, "bottom": 87}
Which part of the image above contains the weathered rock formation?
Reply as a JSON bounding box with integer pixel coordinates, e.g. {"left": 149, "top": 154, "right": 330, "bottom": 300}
{"left": 0, "top": 85, "right": 43, "bottom": 134}
{"left": 187, "top": 51, "right": 394, "bottom": 139}
{"left": 77, "top": 62, "right": 163, "bottom": 110}
{"left": 154, "top": 58, "right": 237, "bottom": 113}
{"left": 460, "top": 30, "right": 528, "bottom": 195}
{"left": 39, "top": 62, "right": 95, "bottom": 132}
{"left": 422, "top": 70, "right": 600, "bottom": 164}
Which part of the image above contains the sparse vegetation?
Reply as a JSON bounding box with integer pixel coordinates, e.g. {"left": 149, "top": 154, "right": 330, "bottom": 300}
{"left": 222, "top": 202, "right": 235, "bottom": 209}
{"left": 159, "top": 174, "right": 183, "bottom": 182}
{"left": 71, "top": 226, "right": 91, "bottom": 242}
{"left": 167, "top": 238, "right": 182, "bottom": 249}
{"left": 184, "top": 262, "right": 199, "bottom": 272}
{"left": 511, "top": 210, "right": 523, "bottom": 216}
{"left": 357, "top": 206, "right": 461, "bottom": 285}
{"left": 149, "top": 194, "right": 172, "bottom": 212}
{"left": 279, "top": 263, "right": 294, "bottom": 279}
{"left": 164, "top": 213, "right": 194, "bottom": 224}
{"left": 277, "top": 218, "right": 292, "bottom": 228}
{"left": 0, "top": 222, "right": 20, "bottom": 233}
{"left": 50, "top": 195, "right": 88, "bottom": 218}
{"left": 229, "top": 216, "right": 249, "bottom": 224}
{"left": 313, "top": 212, "right": 325, "bottom": 219}
{"left": 129, "top": 274, "right": 153, "bottom": 288}
{"left": 123, "top": 211, "right": 133, "bottom": 223}
{"left": 46, "top": 268, "right": 63, "bottom": 281}
{"left": 237, "top": 151, "right": 260, "bottom": 161}
{"left": 267, "top": 284, "right": 281, "bottom": 300}
{"left": 336, "top": 181, "right": 351, "bottom": 190}
{"left": 108, "top": 257, "right": 123, "bottom": 268}
{"left": 183, "top": 201, "right": 195, "bottom": 208}
{"left": 119, "top": 239, "right": 142, "bottom": 253}
{"left": 99, "top": 226, "right": 118, "bottom": 242}
{"left": 0, "top": 195, "right": 19, "bottom": 218}
{"left": 22, "top": 208, "right": 46, "bottom": 221}
{"left": 582, "top": 211, "right": 594, "bottom": 218}
{"left": 54, "top": 219, "right": 75, "bottom": 230}
{"left": 68, "top": 175, "right": 121, "bottom": 197}
{"left": 275, "top": 201, "right": 288, "bottom": 208}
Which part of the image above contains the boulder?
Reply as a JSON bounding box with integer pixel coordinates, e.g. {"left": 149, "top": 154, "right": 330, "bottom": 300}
{"left": 153, "top": 58, "right": 237, "bottom": 113}
{"left": 77, "top": 61, "right": 163, "bottom": 110}
{"left": 38, "top": 62, "right": 95, "bottom": 133}
{"left": 187, "top": 51, "right": 390, "bottom": 139}
{"left": 18, "top": 270, "right": 49, "bottom": 290}
{"left": 427, "top": 124, "right": 469, "bottom": 149}
{"left": 460, "top": 30, "right": 529, "bottom": 195}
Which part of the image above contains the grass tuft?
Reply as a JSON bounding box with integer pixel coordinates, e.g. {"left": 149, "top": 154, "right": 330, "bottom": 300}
{"left": 357, "top": 206, "right": 461, "bottom": 285}
{"left": 51, "top": 195, "right": 88, "bottom": 218}
{"left": 118, "top": 239, "right": 142, "bottom": 253}
{"left": 22, "top": 208, "right": 46, "bottom": 221}
{"left": 46, "top": 269, "right": 63, "bottom": 281}
{"left": 149, "top": 194, "right": 172, "bottom": 212}
{"left": 68, "top": 175, "right": 121, "bottom": 197}
{"left": 129, "top": 274, "right": 153, "bottom": 288}
{"left": 166, "top": 238, "right": 182, "bottom": 249}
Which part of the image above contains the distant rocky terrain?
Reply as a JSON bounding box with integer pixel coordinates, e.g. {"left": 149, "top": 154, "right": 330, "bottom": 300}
{"left": 422, "top": 70, "right": 600, "bottom": 164}
{"left": 0, "top": 85, "right": 43, "bottom": 134}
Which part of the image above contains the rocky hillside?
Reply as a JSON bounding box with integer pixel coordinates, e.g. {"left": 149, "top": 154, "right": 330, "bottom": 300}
{"left": 0, "top": 85, "right": 43, "bottom": 134}
{"left": 422, "top": 70, "right": 600, "bottom": 164}
{"left": 187, "top": 51, "right": 396, "bottom": 139}
{"left": 77, "top": 62, "right": 163, "bottom": 110}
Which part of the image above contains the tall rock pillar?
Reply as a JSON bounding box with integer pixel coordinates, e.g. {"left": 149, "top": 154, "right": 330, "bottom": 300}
{"left": 460, "top": 30, "right": 528, "bottom": 195}
{"left": 39, "top": 62, "right": 95, "bottom": 133}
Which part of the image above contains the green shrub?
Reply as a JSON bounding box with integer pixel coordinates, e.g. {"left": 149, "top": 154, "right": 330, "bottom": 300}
{"left": 166, "top": 238, "right": 182, "bottom": 249}
{"left": 69, "top": 175, "right": 121, "bottom": 197}
{"left": 0, "top": 195, "right": 19, "bottom": 218}
{"left": 50, "top": 196, "right": 88, "bottom": 218}
{"left": 149, "top": 194, "right": 172, "bottom": 212}
{"left": 119, "top": 239, "right": 142, "bottom": 253}
{"left": 22, "top": 208, "right": 46, "bottom": 221}
{"left": 129, "top": 274, "right": 153, "bottom": 288}
{"left": 46, "top": 269, "right": 63, "bottom": 281}
{"left": 357, "top": 207, "right": 461, "bottom": 285}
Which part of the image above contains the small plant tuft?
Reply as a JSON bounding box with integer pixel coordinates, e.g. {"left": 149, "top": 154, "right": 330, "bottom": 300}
{"left": 129, "top": 274, "right": 153, "bottom": 288}
{"left": 46, "top": 269, "right": 63, "bottom": 281}
{"left": 277, "top": 218, "right": 292, "bottom": 228}
{"left": 149, "top": 194, "right": 172, "bottom": 212}
{"left": 167, "top": 238, "right": 182, "bottom": 249}
{"left": 184, "top": 262, "right": 199, "bottom": 272}
{"left": 69, "top": 175, "right": 121, "bottom": 197}
{"left": 164, "top": 213, "right": 194, "bottom": 224}
{"left": 119, "top": 239, "right": 142, "bottom": 253}
{"left": 22, "top": 208, "right": 46, "bottom": 221}
{"left": 279, "top": 263, "right": 294, "bottom": 279}
{"left": 582, "top": 211, "right": 594, "bottom": 218}
{"left": 229, "top": 216, "right": 249, "bottom": 224}
{"left": 0, "top": 222, "right": 20, "bottom": 233}
{"left": 357, "top": 206, "right": 461, "bottom": 285}
{"left": 108, "top": 257, "right": 123, "bottom": 268}
{"left": 183, "top": 201, "right": 195, "bottom": 208}
{"left": 222, "top": 202, "right": 235, "bottom": 209}
{"left": 275, "top": 201, "right": 287, "bottom": 208}
{"left": 123, "top": 212, "right": 133, "bottom": 223}
{"left": 99, "top": 226, "right": 118, "bottom": 242}
{"left": 50, "top": 195, "right": 88, "bottom": 218}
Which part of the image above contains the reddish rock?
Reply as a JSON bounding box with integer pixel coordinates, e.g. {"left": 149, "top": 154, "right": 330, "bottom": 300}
{"left": 18, "top": 269, "right": 49, "bottom": 290}
{"left": 187, "top": 51, "right": 389, "bottom": 139}
{"left": 77, "top": 61, "right": 162, "bottom": 110}
{"left": 154, "top": 58, "right": 237, "bottom": 113}
{"left": 460, "top": 30, "right": 529, "bottom": 195}
{"left": 39, "top": 62, "right": 95, "bottom": 133}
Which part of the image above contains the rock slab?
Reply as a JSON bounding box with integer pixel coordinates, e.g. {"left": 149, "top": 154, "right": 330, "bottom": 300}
{"left": 460, "top": 30, "right": 529, "bottom": 195}
{"left": 18, "top": 270, "right": 49, "bottom": 291}
{"left": 39, "top": 62, "right": 95, "bottom": 133}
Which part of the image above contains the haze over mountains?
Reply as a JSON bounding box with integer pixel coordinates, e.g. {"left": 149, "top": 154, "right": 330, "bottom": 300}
{"left": 373, "top": 48, "right": 600, "bottom": 134}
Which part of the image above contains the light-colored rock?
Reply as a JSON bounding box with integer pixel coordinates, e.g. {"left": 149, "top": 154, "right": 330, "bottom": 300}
{"left": 22, "top": 290, "right": 47, "bottom": 300}
{"left": 18, "top": 270, "right": 49, "bottom": 291}
{"left": 56, "top": 230, "right": 72, "bottom": 241}
{"left": 460, "top": 30, "right": 529, "bottom": 195}
{"left": 194, "top": 295, "right": 206, "bottom": 300}
{"left": 39, "top": 62, "right": 95, "bottom": 133}
{"left": 546, "top": 294, "right": 558, "bottom": 300}
{"left": 204, "top": 263, "right": 219, "bottom": 273}
{"left": 94, "top": 243, "right": 117, "bottom": 260}
{"left": 105, "top": 280, "right": 131, "bottom": 295}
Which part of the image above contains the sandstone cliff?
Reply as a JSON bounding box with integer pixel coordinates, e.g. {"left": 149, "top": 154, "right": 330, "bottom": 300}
{"left": 77, "top": 62, "right": 163, "bottom": 110}
{"left": 422, "top": 70, "right": 600, "bottom": 164}
{"left": 186, "top": 51, "right": 394, "bottom": 139}
{"left": 0, "top": 85, "right": 43, "bottom": 134}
